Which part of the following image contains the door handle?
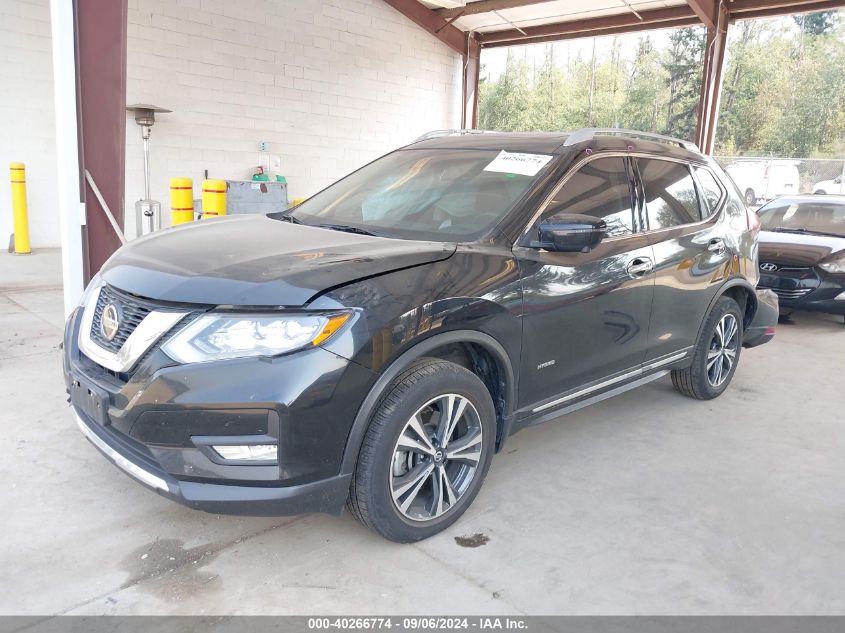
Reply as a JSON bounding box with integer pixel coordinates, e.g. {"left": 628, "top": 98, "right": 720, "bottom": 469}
{"left": 626, "top": 257, "right": 654, "bottom": 278}
{"left": 707, "top": 238, "right": 727, "bottom": 255}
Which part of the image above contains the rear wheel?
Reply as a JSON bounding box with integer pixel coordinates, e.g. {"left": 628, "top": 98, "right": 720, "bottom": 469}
{"left": 672, "top": 297, "right": 743, "bottom": 400}
{"left": 744, "top": 188, "right": 756, "bottom": 206}
{"left": 348, "top": 358, "right": 495, "bottom": 542}
{"left": 815, "top": 190, "right": 827, "bottom": 195}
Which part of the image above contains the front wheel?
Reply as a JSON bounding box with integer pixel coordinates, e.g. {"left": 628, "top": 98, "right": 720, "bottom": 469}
{"left": 348, "top": 358, "right": 496, "bottom": 542}
{"left": 672, "top": 297, "right": 743, "bottom": 400}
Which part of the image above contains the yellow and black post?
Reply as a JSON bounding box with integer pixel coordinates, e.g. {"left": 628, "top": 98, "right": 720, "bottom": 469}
{"left": 201, "top": 179, "right": 227, "bottom": 218}
{"left": 170, "top": 177, "right": 194, "bottom": 225}
{"left": 9, "top": 162, "right": 31, "bottom": 254}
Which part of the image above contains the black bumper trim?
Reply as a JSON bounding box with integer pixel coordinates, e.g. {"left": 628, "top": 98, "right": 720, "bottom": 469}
{"left": 74, "top": 408, "right": 351, "bottom": 517}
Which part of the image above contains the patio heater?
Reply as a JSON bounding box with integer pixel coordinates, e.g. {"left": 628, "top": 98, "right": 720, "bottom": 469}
{"left": 126, "top": 104, "right": 171, "bottom": 236}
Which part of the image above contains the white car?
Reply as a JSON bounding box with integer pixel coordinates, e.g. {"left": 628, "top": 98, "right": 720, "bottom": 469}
{"left": 725, "top": 159, "right": 801, "bottom": 206}
{"left": 813, "top": 175, "right": 845, "bottom": 195}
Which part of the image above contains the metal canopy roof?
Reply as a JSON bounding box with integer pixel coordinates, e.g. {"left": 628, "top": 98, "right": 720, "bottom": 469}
{"left": 427, "top": 0, "right": 690, "bottom": 35}
{"left": 409, "top": 0, "right": 845, "bottom": 48}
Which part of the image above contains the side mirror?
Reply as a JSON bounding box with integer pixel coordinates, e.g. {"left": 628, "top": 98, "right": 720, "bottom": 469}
{"left": 834, "top": 176, "right": 842, "bottom": 184}
{"left": 531, "top": 214, "right": 607, "bottom": 253}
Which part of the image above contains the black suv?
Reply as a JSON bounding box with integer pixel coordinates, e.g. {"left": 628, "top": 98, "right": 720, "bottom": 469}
{"left": 64, "top": 129, "right": 777, "bottom": 542}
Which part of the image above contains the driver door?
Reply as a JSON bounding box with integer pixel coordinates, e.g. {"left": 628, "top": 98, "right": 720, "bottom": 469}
{"left": 514, "top": 156, "right": 656, "bottom": 412}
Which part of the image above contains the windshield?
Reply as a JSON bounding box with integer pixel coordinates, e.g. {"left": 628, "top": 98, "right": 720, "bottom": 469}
{"left": 285, "top": 148, "right": 555, "bottom": 241}
{"left": 758, "top": 200, "right": 845, "bottom": 237}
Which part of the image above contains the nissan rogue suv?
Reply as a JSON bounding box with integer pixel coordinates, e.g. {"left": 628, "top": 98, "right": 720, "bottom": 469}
{"left": 64, "top": 129, "right": 778, "bottom": 542}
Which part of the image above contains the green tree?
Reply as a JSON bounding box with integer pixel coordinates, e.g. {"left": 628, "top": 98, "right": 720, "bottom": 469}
{"left": 530, "top": 46, "right": 565, "bottom": 131}
{"left": 477, "top": 14, "right": 845, "bottom": 159}
{"left": 716, "top": 20, "right": 792, "bottom": 154}
{"left": 663, "top": 27, "right": 705, "bottom": 140}
{"left": 771, "top": 33, "right": 845, "bottom": 155}
{"left": 794, "top": 11, "right": 840, "bottom": 36}
{"left": 478, "top": 50, "right": 533, "bottom": 131}
{"left": 621, "top": 36, "right": 668, "bottom": 132}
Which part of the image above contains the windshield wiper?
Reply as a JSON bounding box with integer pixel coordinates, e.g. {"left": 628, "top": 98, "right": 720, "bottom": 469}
{"left": 278, "top": 213, "right": 303, "bottom": 224}
{"left": 315, "top": 223, "right": 379, "bottom": 237}
{"left": 767, "top": 227, "right": 844, "bottom": 238}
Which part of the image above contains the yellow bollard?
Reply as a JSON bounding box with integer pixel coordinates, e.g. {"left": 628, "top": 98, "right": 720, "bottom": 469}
{"left": 201, "top": 179, "right": 227, "bottom": 218}
{"left": 9, "top": 162, "right": 31, "bottom": 254}
{"left": 170, "top": 177, "right": 194, "bottom": 225}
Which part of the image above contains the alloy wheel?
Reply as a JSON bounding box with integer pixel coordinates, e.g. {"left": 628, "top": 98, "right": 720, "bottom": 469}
{"left": 707, "top": 313, "right": 739, "bottom": 387}
{"left": 390, "top": 394, "right": 483, "bottom": 522}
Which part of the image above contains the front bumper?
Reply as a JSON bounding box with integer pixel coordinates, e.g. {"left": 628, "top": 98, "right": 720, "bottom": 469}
{"left": 759, "top": 269, "right": 845, "bottom": 316}
{"left": 74, "top": 409, "right": 352, "bottom": 515}
{"left": 64, "top": 305, "right": 374, "bottom": 516}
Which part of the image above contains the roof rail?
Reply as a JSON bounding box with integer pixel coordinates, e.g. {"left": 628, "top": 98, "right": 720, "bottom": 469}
{"left": 412, "top": 129, "right": 495, "bottom": 143}
{"left": 563, "top": 128, "right": 700, "bottom": 152}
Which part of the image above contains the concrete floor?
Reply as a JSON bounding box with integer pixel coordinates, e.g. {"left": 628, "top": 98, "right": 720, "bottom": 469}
{"left": 2, "top": 249, "right": 844, "bottom": 616}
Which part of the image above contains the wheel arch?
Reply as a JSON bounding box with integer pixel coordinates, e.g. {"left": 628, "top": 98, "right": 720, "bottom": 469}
{"left": 339, "top": 330, "right": 517, "bottom": 475}
{"left": 697, "top": 278, "right": 758, "bottom": 342}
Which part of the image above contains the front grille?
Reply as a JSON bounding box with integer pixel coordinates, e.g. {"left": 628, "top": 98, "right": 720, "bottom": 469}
{"left": 760, "top": 263, "right": 812, "bottom": 273}
{"left": 760, "top": 286, "right": 813, "bottom": 300}
{"left": 90, "top": 284, "right": 157, "bottom": 352}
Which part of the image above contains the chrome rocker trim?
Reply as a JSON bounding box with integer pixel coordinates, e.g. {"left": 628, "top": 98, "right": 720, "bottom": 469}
{"left": 531, "top": 348, "right": 692, "bottom": 414}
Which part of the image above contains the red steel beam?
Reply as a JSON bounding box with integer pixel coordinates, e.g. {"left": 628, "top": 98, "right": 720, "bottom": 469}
{"left": 686, "top": 0, "right": 718, "bottom": 29}
{"left": 75, "top": 0, "right": 128, "bottom": 277}
{"left": 481, "top": 16, "right": 700, "bottom": 47}
{"left": 381, "top": 0, "right": 467, "bottom": 54}
{"left": 727, "top": 0, "right": 845, "bottom": 20}
{"left": 477, "top": 5, "right": 697, "bottom": 45}
{"left": 462, "top": 36, "right": 481, "bottom": 128}
{"left": 695, "top": 4, "right": 728, "bottom": 154}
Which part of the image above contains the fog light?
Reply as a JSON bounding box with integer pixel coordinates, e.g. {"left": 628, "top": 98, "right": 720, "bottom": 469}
{"left": 213, "top": 444, "right": 277, "bottom": 461}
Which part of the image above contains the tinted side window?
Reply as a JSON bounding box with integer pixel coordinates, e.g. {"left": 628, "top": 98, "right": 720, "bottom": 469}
{"left": 694, "top": 167, "right": 724, "bottom": 216}
{"left": 639, "top": 159, "right": 701, "bottom": 230}
{"left": 542, "top": 157, "right": 635, "bottom": 238}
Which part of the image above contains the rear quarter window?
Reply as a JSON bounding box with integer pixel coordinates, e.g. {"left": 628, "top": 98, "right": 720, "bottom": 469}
{"left": 694, "top": 167, "right": 725, "bottom": 217}
{"left": 639, "top": 158, "right": 702, "bottom": 230}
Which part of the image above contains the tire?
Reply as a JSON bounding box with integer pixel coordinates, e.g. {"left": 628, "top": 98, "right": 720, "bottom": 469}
{"left": 744, "top": 189, "right": 756, "bottom": 206}
{"left": 815, "top": 190, "right": 826, "bottom": 195}
{"left": 348, "top": 358, "right": 496, "bottom": 542}
{"left": 671, "top": 297, "right": 744, "bottom": 400}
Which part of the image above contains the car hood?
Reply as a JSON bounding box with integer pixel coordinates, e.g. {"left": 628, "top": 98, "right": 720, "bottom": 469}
{"left": 758, "top": 231, "right": 845, "bottom": 267}
{"left": 100, "top": 215, "right": 456, "bottom": 306}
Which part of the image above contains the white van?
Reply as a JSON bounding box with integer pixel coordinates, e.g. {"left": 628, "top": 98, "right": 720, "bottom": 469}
{"left": 724, "top": 159, "right": 801, "bottom": 205}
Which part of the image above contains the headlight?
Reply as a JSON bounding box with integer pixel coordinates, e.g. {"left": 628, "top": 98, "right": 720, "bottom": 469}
{"left": 162, "top": 312, "right": 351, "bottom": 363}
{"left": 819, "top": 257, "right": 845, "bottom": 274}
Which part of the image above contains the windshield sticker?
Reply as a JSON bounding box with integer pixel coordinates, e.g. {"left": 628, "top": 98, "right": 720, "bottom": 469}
{"left": 483, "top": 151, "right": 553, "bottom": 177}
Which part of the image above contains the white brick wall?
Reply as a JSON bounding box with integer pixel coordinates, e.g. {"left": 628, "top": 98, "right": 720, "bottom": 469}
{"left": 125, "top": 0, "right": 463, "bottom": 231}
{"left": 0, "top": 0, "right": 462, "bottom": 247}
{"left": 0, "top": 0, "right": 59, "bottom": 250}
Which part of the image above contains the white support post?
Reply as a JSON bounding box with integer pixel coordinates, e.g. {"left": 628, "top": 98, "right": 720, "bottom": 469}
{"left": 50, "top": 0, "right": 86, "bottom": 316}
